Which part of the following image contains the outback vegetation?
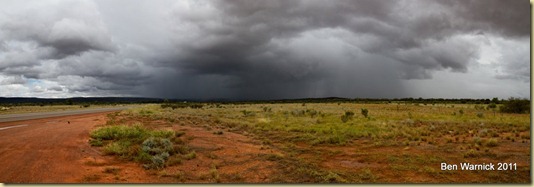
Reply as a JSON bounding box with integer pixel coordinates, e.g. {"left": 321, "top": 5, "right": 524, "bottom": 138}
{"left": 0, "top": 97, "right": 163, "bottom": 115}
{"left": 87, "top": 97, "right": 530, "bottom": 183}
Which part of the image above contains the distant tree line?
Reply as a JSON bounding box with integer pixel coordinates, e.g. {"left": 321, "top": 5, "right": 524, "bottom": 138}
{"left": 0, "top": 97, "right": 166, "bottom": 106}
{"left": 0, "top": 96, "right": 530, "bottom": 114}
{"left": 219, "top": 97, "right": 511, "bottom": 105}
{"left": 499, "top": 97, "right": 530, "bottom": 114}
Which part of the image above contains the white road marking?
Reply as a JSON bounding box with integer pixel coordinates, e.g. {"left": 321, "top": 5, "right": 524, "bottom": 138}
{"left": 0, "top": 124, "right": 28, "bottom": 131}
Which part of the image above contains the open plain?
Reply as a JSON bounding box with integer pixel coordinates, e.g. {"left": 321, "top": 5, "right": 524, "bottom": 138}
{"left": 1, "top": 102, "right": 528, "bottom": 183}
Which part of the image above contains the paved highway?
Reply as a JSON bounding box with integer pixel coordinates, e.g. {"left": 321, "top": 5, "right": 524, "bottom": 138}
{"left": 0, "top": 107, "right": 129, "bottom": 123}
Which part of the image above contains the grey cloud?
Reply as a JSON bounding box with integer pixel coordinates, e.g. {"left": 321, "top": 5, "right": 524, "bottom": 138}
{"left": 0, "top": 0, "right": 115, "bottom": 59}
{"left": 0, "top": 0, "right": 529, "bottom": 100}
{"left": 0, "top": 41, "right": 54, "bottom": 70}
{"left": 56, "top": 51, "right": 152, "bottom": 86}
{"left": 391, "top": 36, "right": 480, "bottom": 79}
{"left": 44, "top": 18, "right": 116, "bottom": 58}
{"left": 0, "top": 1, "right": 147, "bottom": 97}
{"left": 166, "top": 0, "right": 523, "bottom": 82}
{"left": 436, "top": 0, "right": 530, "bottom": 38}
{"left": 151, "top": 0, "right": 524, "bottom": 99}
{"left": 494, "top": 39, "right": 530, "bottom": 82}
{"left": 0, "top": 75, "right": 26, "bottom": 85}
{"left": 47, "top": 86, "right": 63, "bottom": 92}
{"left": 55, "top": 75, "right": 134, "bottom": 95}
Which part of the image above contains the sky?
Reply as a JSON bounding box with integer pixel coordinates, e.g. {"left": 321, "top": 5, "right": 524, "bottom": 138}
{"left": 0, "top": 0, "right": 530, "bottom": 100}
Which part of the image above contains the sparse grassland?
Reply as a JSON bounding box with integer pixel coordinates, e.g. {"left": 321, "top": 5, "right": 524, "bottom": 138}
{"left": 89, "top": 121, "right": 196, "bottom": 170}
{"left": 92, "top": 102, "right": 530, "bottom": 183}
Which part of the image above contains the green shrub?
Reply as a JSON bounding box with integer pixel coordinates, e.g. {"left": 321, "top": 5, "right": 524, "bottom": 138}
{"left": 141, "top": 137, "right": 173, "bottom": 155}
{"left": 144, "top": 154, "right": 166, "bottom": 169}
{"left": 140, "top": 137, "right": 173, "bottom": 170}
{"left": 463, "top": 149, "right": 478, "bottom": 158}
{"left": 166, "top": 156, "right": 183, "bottom": 166}
{"left": 263, "top": 153, "right": 284, "bottom": 161}
{"left": 486, "top": 138, "right": 498, "bottom": 147}
{"left": 89, "top": 138, "right": 103, "bottom": 147}
{"left": 306, "top": 109, "right": 318, "bottom": 118}
{"left": 500, "top": 97, "right": 530, "bottom": 114}
{"left": 189, "top": 104, "right": 203, "bottom": 109}
{"left": 340, "top": 111, "right": 354, "bottom": 123}
{"left": 135, "top": 151, "right": 152, "bottom": 163}
{"left": 173, "top": 145, "right": 190, "bottom": 155}
{"left": 340, "top": 115, "right": 349, "bottom": 123}
{"left": 262, "top": 107, "right": 272, "bottom": 112}
{"left": 89, "top": 123, "right": 193, "bottom": 170}
{"left": 139, "top": 109, "right": 154, "bottom": 116}
{"left": 90, "top": 124, "right": 147, "bottom": 141}
{"left": 361, "top": 108, "right": 369, "bottom": 118}
{"left": 487, "top": 103, "right": 497, "bottom": 110}
{"left": 103, "top": 140, "right": 132, "bottom": 155}
{"left": 473, "top": 137, "right": 482, "bottom": 145}
{"left": 184, "top": 151, "right": 197, "bottom": 160}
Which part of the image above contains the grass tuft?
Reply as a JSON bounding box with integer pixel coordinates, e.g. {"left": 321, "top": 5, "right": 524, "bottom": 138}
{"left": 89, "top": 123, "right": 195, "bottom": 170}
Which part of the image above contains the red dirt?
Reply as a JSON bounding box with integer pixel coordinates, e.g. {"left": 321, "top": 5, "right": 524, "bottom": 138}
{"left": 0, "top": 112, "right": 116, "bottom": 183}
{"left": 294, "top": 137, "right": 530, "bottom": 183}
{"left": 0, "top": 112, "right": 280, "bottom": 183}
{"left": 107, "top": 115, "right": 282, "bottom": 183}
{"left": 2, "top": 112, "right": 528, "bottom": 183}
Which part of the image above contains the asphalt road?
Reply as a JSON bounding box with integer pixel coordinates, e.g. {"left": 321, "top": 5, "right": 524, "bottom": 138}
{"left": 0, "top": 107, "right": 129, "bottom": 123}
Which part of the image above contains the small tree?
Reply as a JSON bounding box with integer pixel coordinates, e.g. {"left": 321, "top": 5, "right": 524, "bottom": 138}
{"left": 491, "top": 97, "right": 499, "bottom": 104}
{"left": 361, "top": 108, "right": 369, "bottom": 118}
{"left": 340, "top": 111, "right": 354, "bottom": 123}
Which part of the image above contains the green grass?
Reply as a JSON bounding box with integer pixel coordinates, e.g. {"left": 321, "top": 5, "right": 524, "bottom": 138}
{"left": 183, "top": 151, "right": 196, "bottom": 160}
{"left": 89, "top": 122, "right": 195, "bottom": 170}
{"left": 112, "top": 102, "right": 530, "bottom": 183}
{"left": 90, "top": 123, "right": 150, "bottom": 141}
{"left": 210, "top": 165, "right": 221, "bottom": 183}
{"left": 485, "top": 138, "right": 499, "bottom": 147}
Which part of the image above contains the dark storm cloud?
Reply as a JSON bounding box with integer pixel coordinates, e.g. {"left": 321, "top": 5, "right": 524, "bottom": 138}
{"left": 0, "top": 0, "right": 529, "bottom": 99}
{"left": 436, "top": 0, "right": 530, "bottom": 38}
{"left": 148, "top": 0, "right": 528, "bottom": 99}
